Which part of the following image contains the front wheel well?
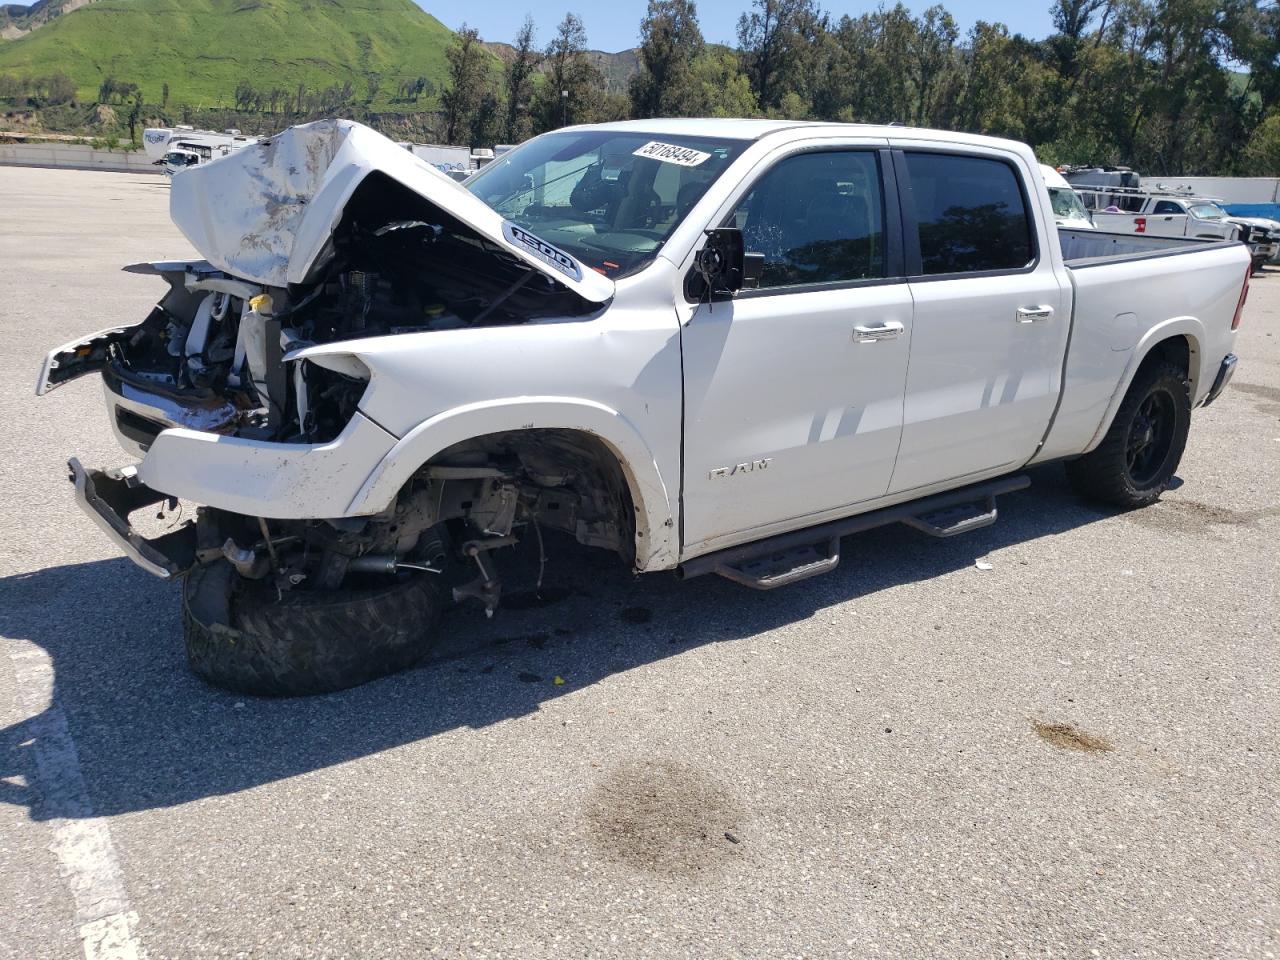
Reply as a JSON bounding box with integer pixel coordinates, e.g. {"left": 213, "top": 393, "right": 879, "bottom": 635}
{"left": 417, "top": 428, "right": 638, "bottom": 566}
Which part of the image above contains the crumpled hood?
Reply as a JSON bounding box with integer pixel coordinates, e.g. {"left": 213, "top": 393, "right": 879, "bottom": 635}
{"left": 168, "top": 119, "right": 614, "bottom": 303}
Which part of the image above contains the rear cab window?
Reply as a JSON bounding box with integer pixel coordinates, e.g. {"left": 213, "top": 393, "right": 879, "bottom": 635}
{"left": 902, "top": 152, "right": 1035, "bottom": 276}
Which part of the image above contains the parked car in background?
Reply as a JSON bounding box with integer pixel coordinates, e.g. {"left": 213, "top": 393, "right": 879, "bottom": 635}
{"left": 1122, "top": 196, "right": 1276, "bottom": 272}
{"left": 1087, "top": 193, "right": 1237, "bottom": 242}
{"left": 160, "top": 147, "right": 201, "bottom": 176}
{"left": 1144, "top": 176, "right": 1280, "bottom": 221}
{"left": 1041, "top": 164, "right": 1094, "bottom": 229}
{"left": 1144, "top": 179, "right": 1280, "bottom": 263}
{"left": 38, "top": 119, "right": 1252, "bottom": 696}
{"left": 1226, "top": 213, "right": 1280, "bottom": 268}
{"left": 1065, "top": 169, "right": 1276, "bottom": 270}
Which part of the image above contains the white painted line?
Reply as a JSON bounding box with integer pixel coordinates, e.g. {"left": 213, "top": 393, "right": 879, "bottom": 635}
{"left": 8, "top": 643, "right": 147, "bottom": 960}
{"left": 80, "top": 913, "right": 145, "bottom": 960}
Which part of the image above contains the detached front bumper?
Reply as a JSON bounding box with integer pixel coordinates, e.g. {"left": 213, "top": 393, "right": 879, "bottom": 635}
{"left": 67, "top": 404, "right": 398, "bottom": 579}
{"left": 67, "top": 408, "right": 397, "bottom": 580}
{"left": 69, "top": 458, "right": 196, "bottom": 579}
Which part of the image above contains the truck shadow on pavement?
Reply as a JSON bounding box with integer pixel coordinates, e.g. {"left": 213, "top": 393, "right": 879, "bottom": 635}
{"left": 2, "top": 465, "right": 1115, "bottom": 820}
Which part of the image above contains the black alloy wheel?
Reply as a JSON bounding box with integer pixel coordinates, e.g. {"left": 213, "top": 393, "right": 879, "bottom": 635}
{"left": 1125, "top": 388, "right": 1177, "bottom": 488}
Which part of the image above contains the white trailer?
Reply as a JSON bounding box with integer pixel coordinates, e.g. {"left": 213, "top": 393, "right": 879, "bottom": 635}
{"left": 403, "top": 142, "right": 471, "bottom": 177}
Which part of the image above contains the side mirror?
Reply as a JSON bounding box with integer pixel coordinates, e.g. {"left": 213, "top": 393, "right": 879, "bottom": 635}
{"left": 695, "top": 227, "right": 743, "bottom": 295}
{"left": 691, "top": 227, "right": 764, "bottom": 298}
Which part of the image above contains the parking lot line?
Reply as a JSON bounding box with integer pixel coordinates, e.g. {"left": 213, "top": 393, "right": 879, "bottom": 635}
{"left": 9, "top": 642, "right": 144, "bottom": 960}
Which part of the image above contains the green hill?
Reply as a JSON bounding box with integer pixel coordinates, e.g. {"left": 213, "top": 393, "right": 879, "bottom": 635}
{"left": 0, "top": 0, "right": 483, "bottom": 111}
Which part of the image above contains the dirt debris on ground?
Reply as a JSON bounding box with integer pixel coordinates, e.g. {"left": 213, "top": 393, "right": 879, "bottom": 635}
{"left": 584, "top": 759, "right": 744, "bottom": 878}
{"left": 1033, "top": 720, "right": 1116, "bottom": 754}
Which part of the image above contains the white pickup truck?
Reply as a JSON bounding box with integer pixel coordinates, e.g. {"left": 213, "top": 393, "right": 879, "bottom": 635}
{"left": 1090, "top": 194, "right": 1277, "bottom": 271}
{"left": 1090, "top": 196, "right": 1236, "bottom": 241}
{"left": 38, "top": 119, "right": 1251, "bottom": 695}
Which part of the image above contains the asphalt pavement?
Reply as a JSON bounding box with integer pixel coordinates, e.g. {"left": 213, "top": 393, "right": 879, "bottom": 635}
{"left": 1, "top": 165, "right": 1276, "bottom": 959}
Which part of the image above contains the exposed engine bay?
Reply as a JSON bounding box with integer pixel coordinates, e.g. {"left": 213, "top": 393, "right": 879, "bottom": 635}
{"left": 53, "top": 172, "right": 601, "bottom": 448}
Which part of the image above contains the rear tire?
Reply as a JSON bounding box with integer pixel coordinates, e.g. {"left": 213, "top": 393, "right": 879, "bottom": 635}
{"left": 183, "top": 561, "right": 443, "bottom": 697}
{"left": 1066, "top": 360, "right": 1191, "bottom": 508}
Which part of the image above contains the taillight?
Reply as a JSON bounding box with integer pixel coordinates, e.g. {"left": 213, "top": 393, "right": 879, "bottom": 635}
{"left": 1232, "top": 264, "right": 1250, "bottom": 331}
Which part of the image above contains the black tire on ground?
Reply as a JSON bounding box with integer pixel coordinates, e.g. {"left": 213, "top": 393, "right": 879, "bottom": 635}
{"left": 183, "top": 561, "right": 444, "bottom": 697}
{"left": 1065, "top": 359, "right": 1191, "bottom": 509}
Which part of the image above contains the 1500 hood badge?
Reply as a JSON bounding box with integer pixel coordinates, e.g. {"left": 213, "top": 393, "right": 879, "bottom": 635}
{"left": 502, "top": 222, "right": 583, "bottom": 282}
{"left": 709, "top": 458, "right": 772, "bottom": 479}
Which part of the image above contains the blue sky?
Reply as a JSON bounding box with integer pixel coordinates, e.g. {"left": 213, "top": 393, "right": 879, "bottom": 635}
{"left": 416, "top": 0, "right": 1056, "bottom": 52}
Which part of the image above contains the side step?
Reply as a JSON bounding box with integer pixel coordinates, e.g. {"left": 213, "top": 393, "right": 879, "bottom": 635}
{"left": 678, "top": 474, "right": 1029, "bottom": 590}
{"left": 903, "top": 496, "right": 999, "bottom": 538}
{"left": 714, "top": 537, "right": 840, "bottom": 591}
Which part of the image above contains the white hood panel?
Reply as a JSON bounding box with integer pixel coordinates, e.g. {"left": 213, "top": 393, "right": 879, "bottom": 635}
{"left": 169, "top": 120, "right": 614, "bottom": 304}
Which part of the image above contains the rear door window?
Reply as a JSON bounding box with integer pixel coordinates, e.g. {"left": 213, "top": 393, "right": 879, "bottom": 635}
{"left": 903, "top": 152, "right": 1034, "bottom": 275}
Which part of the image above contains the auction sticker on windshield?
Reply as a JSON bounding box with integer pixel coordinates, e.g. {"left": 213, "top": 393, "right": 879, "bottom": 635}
{"left": 632, "top": 141, "right": 712, "bottom": 167}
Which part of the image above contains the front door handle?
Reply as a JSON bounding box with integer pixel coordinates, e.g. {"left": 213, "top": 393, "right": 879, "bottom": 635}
{"left": 853, "top": 320, "right": 904, "bottom": 343}
{"left": 1015, "top": 306, "right": 1054, "bottom": 323}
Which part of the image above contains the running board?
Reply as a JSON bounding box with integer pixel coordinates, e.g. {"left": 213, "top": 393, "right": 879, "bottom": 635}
{"left": 677, "top": 474, "right": 1029, "bottom": 590}
{"left": 714, "top": 537, "right": 841, "bottom": 590}
{"left": 902, "top": 497, "right": 999, "bottom": 538}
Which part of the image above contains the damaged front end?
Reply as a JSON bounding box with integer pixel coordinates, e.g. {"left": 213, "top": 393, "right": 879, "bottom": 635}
{"left": 39, "top": 120, "right": 619, "bottom": 608}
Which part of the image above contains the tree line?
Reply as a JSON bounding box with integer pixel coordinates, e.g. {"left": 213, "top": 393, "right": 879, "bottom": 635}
{"left": 0, "top": 70, "right": 75, "bottom": 105}
{"left": 2, "top": 0, "right": 1275, "bottom": 174}
{"left": 451, "top": 0, "right": 1279, "bottom": 176}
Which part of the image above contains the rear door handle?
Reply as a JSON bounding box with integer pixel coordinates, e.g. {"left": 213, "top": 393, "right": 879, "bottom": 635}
{"left": 853, "top": 320, "right": 904, "bottom": 342}
{"left": 1015, "top": 306, "right": 1054, "bottom": 323}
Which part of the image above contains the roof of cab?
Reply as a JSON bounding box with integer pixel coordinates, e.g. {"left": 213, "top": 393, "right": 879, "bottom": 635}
{"left": 564, "top": 117, "right": 1032, "bottom": 154}
{"left": 575, "top": 117, "right": 814, "bottom": 140}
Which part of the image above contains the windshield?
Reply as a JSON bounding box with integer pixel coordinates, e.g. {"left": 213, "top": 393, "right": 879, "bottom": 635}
{"left": 466, "top": 130, "right": 749, "bottom": 278}
{"left": 1048, "top": 186, "right": 1091, "bottom": 224}
{"left": 1189, "top": 202, "right": 1226, "bottom": 220}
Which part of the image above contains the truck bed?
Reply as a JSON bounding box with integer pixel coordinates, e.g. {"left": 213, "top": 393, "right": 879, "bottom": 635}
{"left": 1032, "top": 229, "right": 1249, "bottom": 464}
{"left": 1059, "top": 227, "right": 1235, "bottom": 266}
